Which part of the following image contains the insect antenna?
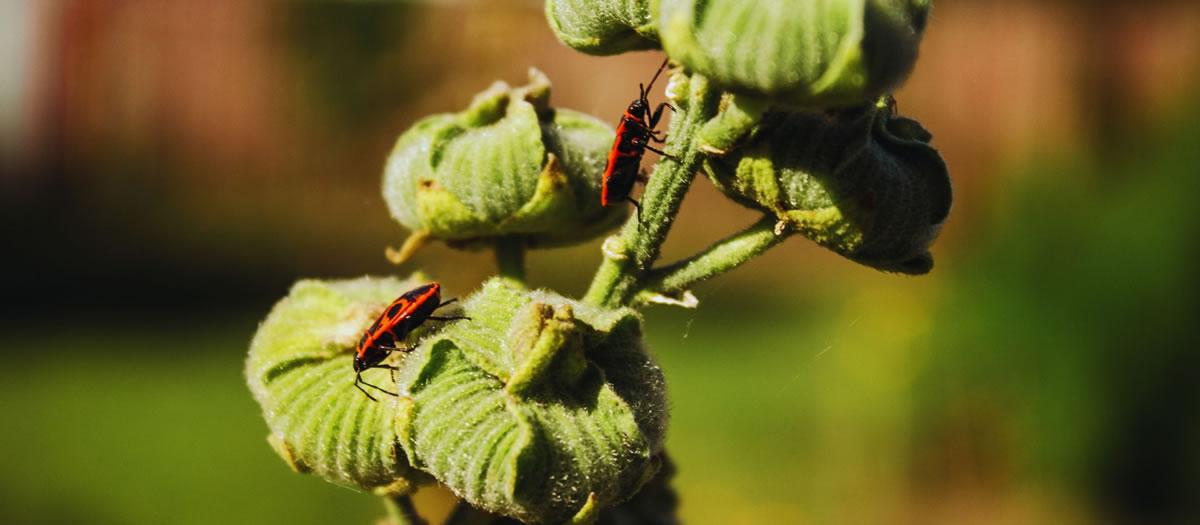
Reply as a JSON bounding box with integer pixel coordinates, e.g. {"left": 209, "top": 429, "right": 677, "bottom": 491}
{"left": 640, "top": 58, "right": 671, "bottom": 101}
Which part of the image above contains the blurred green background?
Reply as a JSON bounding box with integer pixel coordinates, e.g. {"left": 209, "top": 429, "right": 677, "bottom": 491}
{"left": 2, "top": 1, "right": 1198, "bottom": 524}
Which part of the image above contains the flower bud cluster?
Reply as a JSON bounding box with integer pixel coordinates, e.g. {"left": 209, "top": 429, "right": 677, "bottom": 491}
{"left": 549, "top": 0, "right": 931, "bottom": 107}
{"left": 248, "top": 2, "right": 952, "bottom": 522}
{"left": 247, "top": 277, "right": 667, "bottom": 523}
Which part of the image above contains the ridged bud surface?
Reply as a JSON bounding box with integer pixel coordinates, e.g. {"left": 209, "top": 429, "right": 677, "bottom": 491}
{"left": 383, "top": 69, "right": 625, "bottom": 250}
{"left": 660, "top": 0, "right": 930, "bottom": 108}
{"left": 704, "top": 98, "right": 951, "bottom": 274}
{"left": 394, "top": 279, "right": 668, "bottom": 523}
{"left": 545, "top": 0, "right": 659, "bottom": 55}
{"left": 245, "top": 276, "right": 432, "bottom": 494}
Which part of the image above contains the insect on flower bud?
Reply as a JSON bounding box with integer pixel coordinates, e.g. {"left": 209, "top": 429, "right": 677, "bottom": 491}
{"left": 382, "top": 69, "right": 625, "bottom": 256}
{"left": 704, "top": 97, "right": 952, "bottom": 274}
{"left": 245, "top": 276, "right": 435, "bottom": 494}
{"left": 659, "top": 0, "right": 931, "bottom": 108}
{"left": 545, "top": 0, "right": 659, "bottom": 55}
{"left": 393, "top": 278, "right": 668, "bottom": 523}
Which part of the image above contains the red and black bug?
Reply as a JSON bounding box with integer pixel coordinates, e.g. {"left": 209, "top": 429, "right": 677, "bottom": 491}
{"left": 353, "top": 282, "right": 466, "bottom": 400}
{"left": 602, "top": 58, "right": 676, "bottom": 219}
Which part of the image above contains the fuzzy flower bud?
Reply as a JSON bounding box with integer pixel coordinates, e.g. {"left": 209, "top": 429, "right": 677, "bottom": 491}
{"left": 545, "top": 0, "right": 659, "bottom": 55}
{"left": 245, "top": 276, "right": 434, "bottom": 495}
{"left": 704, "top": 98, "right": 951, "bottom": 274}
{"left": 383, "top": 70, "right": 624, "bottom": 254}
{"left": 394, "top": 278, "right": 667, "bottom": 523}
{"left": 659, "top": 0, "right": 931, "bottom": 108}
{"left": 595, "top": 453, "right": 678, "bottom": 525}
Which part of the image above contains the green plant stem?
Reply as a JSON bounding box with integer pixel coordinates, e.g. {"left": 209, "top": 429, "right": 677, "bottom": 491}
{"left": 584, "top": 73, "right": 721, "bottom": 308}
{"left": 635, "top": 215, "right": 789, "bottom": 303}
{"left": 382, "top": 494, "right": 426, "bottom": 525}
{"left": 494, "top": 237, "right": 526, "bottom": 283}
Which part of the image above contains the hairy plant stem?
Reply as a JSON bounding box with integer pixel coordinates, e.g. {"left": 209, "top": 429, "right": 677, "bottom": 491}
{"left": 584, "top": 73, "right": 721, "bottom": 308}
{"left": 382, "top": 494, "right": 426, "bottom": 525}
{"left": 494, "top": 237, "right": 527, "bottom": 283}
{"left": 635, "top": 215, "right": 790, "bottom": 304}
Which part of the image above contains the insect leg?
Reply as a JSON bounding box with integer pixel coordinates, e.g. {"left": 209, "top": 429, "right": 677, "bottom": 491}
{"left": 647, "top": 102, "right": 674, "bottom": 129}
{"left": 627, "top": 197, "right": 643, "bottom": 222}
{"left": 357, "top": 371, "right": 399, "bottom": 398}
{"left": 643, "top": 144, "right": 677, "bottom": 160}
{"left": 355, "top": 373, "right": 396, "bottom": 401}
{"left": 354, "top": 351, "right": 400, "bottom": 400}
{"left": 431, "top": 298, "right": 469, "bottom": 321}
{"left": 363, "top": 381, "right": 398, "bottom": 397}
{"left": 354, "top": 377, "right": 379, "bottom": 402}
{"left": 372, "top": 363, "right": 400, "bottom": 383}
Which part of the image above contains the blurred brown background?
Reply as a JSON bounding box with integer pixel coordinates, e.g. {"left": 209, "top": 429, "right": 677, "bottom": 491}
{"left": 2, "top": 1, "right": 1199, "bottom": 524}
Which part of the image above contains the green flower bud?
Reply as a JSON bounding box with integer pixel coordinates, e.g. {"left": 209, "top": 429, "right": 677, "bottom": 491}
{"left": 383, "top": 69, "right": 625, "bottom": 253}
{"left": 245, "top": 276, "right": 433, "bottom": 494}
{"left": 545, "top": 0, "right": 658, "bottom": 55}
{"left": 659, "top": 0, "right": 931, "bottom": 108}
{"left": 704, "top": 98, "right": 951, "bottom": 274}
{"left": 596, "top": 453, "right": 678, "bottom": 525}
{"left": 394, "top": 278, "right": 667, "bottom": 523}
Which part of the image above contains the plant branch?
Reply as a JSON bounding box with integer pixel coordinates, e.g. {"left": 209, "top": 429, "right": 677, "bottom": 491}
{"left": 382, "top": 494, "right": 426, "bottom": 525}
{"left": 584, "top": 73, "right": 721, "bottom": 308}
{"left": 635, "top": 215, "right": 789, "bottom": 304}
{"left": 494, "top": 237, "right": 526, "bottom": 283}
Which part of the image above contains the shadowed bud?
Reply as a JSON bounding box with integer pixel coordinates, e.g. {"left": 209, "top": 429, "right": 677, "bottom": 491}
{"left": 595, "top": 453, "right": 679, "bottom": 525}
{"left": 394, "top": 279, "right": 668, "bottom": 523}
{"left": 383, "top": 69, "right": 625, "bottom": 254}
{"left": 704, "top": 98, "right": 951, "bottom": 274}
{"left": 659, "top": 0, "right": 931, "bottom": 108}
{"left": 245, "top": 276, "right": 435, "bottom": 495}
{"left": 545, "top": 0, "right": 659, "bottom": 55}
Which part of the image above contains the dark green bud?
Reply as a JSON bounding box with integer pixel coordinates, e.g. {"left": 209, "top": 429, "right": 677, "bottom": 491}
{"left": 704, "top": 97, "right": 951, "bottom": 274}
{"left": 245, "top": 276, "right": 433, "bottom": 495}
{"left": 660, "top": 0, "right": 931, "bottom": 108}
{"left": 595, "top": 453, "right": 678, "bottom": 525}
{"left": 383, "top": 70, "right": 625, "bottom": 255}
{"left": 394, "top": 278, "right": 667, "bottom": 523}
{"left": 545, "top": 0, "right": 659, "bottom": 55}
